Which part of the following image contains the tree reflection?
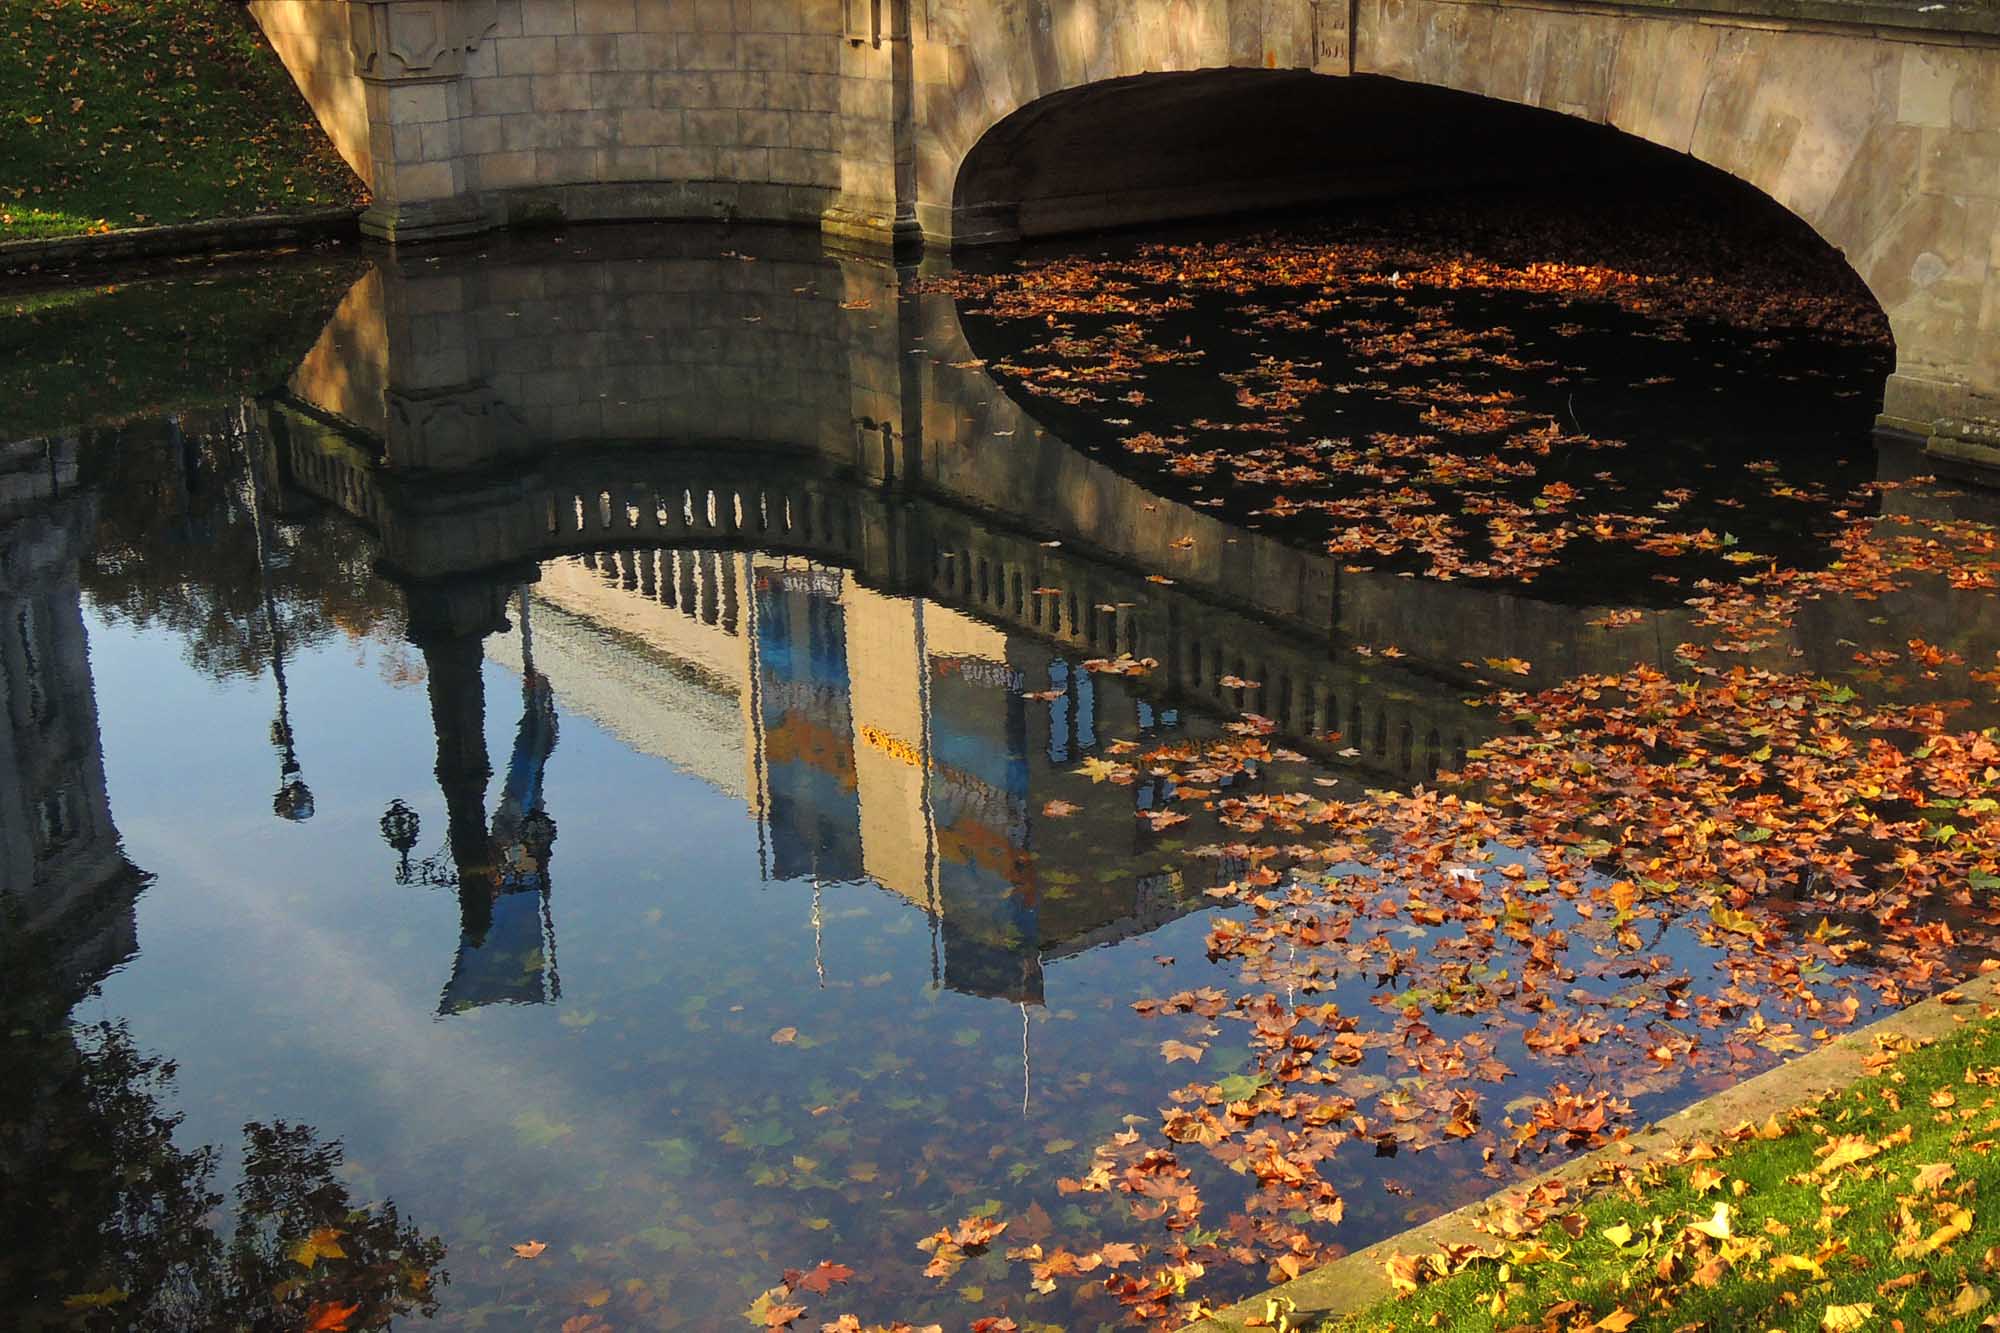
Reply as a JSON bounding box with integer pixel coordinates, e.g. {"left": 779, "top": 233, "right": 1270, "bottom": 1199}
{"left": 0, "top": 929, "right": 445, "bottom": 1331}
{"left": 77, "top": 406, "right": 406, "bottom": 687}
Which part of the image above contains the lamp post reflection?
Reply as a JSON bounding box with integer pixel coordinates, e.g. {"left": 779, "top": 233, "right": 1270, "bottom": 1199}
{"left": 240, "top": 414, "right": 313, "bottom": 824}
{"left": 394, "top": 581, "right": 562, "bottom": 1015}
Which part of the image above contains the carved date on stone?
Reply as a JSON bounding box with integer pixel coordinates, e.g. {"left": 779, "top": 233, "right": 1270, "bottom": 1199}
{"left": 1311, "top": 0, "right": 1355, "bottom": 74}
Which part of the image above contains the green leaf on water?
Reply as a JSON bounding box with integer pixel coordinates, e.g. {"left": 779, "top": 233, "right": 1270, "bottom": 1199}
{"left": 1215, "top": 1072, "right": 1271, "bottom": 1102}
{"left": 635, "top": 1225, "right": 693, "bottom": 1252}
{"left": 727, "top": 1118, "right": 794, "bottom": 1150}
{"left": 511, "top": 1110, "right": 574, "bottom": 1148}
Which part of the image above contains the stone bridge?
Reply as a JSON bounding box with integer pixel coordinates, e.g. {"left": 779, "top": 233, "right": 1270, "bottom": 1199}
{"left": 253, "top": 0, "right": 2000, "bottom": 461}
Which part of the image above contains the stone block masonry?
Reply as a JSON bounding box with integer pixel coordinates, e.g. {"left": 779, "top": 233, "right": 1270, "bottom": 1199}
{"left": 249, "top": 0, "right": 904, "bottom": 243}
{"left": 250, "top": 0, "right": 2000, "bottom": 475}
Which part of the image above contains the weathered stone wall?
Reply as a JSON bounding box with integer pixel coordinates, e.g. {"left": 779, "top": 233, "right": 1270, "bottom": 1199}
{"left": 248, "top": 0, "right": 903, "bottom": 239}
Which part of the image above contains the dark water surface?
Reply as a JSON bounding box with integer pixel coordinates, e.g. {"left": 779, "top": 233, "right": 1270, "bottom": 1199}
{"left": 4, "top": 219, "right": 1998, "bottom": 1331}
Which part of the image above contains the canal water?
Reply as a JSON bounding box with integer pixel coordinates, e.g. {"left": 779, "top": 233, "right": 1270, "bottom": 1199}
{"left": 4, "top": 209, "right": 1997, "bottom": 1331}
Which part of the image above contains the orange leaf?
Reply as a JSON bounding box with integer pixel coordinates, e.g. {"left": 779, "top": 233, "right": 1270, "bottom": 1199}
{"left": 792, "top": 1260, "right": 854, "bottom": 1295}
{"left": 304, "top": 1302, "right": 361, "bottom": 1333}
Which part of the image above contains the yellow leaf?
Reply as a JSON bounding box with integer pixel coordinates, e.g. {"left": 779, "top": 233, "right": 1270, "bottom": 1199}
{"left": 1770, "top": 1252, "right": 1825, "bottom": 1281}
{"left": 1600, "top": 1222, "right": 1635, "bottom": 1248}
{"left": 290, "top": 1226, "right": 347, "bottom": 1268}
{"left": 61, "top": 1288, "right": 128, "bottom": 1310}
{"left": 1688, "top": 1202, "right": 1732, "bottom": 1241}
{"left": 1941, "top": 1284, "right": 1992, "bottom": 1320}
{"left": 1894, "top": 1206, "right": 1974, "bottom": 1258}
{"left": 1689, "top": 1165, "right": 1726, "bottom": 1195}
{"left": 1815, "top": 1134, "right": 1880, "bottom": 1176}
{"left": 1596, "top": 1310, "right": 1637, "bottom": 1332}
{"left": 1710, "top": 905, "right": 1764, "bottom": 936}
{"left": 1913, "top": 1162, "right": 1956, "bottom": 1193}
{"left": 1822, "top": 1302, "right": 1873, "bottom": 1331}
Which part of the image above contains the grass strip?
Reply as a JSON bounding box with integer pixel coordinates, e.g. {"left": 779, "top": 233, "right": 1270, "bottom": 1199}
{"left": 1323, "top": 1009, "right": 2000, "bottom": 1333}
{"left": 0, "top": 0, "right": 361, "bottom": 240}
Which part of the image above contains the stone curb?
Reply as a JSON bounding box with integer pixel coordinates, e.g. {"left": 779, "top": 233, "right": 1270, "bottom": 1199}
{"left": 1180, "top": 967, "right": 2000, "bottom": 1332}
{"left": 0, "top": 207, "right": 363, "bottom": 277}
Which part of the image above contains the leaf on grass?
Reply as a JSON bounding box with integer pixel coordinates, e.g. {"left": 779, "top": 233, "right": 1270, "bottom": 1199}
{"left": 1687, "top": 1202, "right": 1732, "bottom": 1241}
{"left": 1894, "top": 1205, "right": 1975, "bottom": 1259}
{"left": 1815, "top": 1134, "right": 1880, "bottom": 1176}
{"left": 1937, "top": 1284, "right": 1992, "bottom": 1321}
{"left": 1821, "top": 1302, "right": 1873, "bottom": 1331}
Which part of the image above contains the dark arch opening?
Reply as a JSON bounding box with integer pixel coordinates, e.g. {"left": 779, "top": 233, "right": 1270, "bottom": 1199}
{"left": 951, "top": 70, "right": 1863, "bottom": 287}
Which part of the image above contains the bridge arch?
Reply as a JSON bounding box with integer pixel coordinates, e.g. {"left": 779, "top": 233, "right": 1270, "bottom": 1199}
{"left": 916, "top": 0, "right": 1990, "bottom": 439}
{"left": 948, "top": 69, "right": 1668, "bottom": 245}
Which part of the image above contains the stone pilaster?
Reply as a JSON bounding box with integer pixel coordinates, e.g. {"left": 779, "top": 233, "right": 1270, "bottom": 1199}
{"left": 349, "top": 0, "right": 501, "bottom": 240}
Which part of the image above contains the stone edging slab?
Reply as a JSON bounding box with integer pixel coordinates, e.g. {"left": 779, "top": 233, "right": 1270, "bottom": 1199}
{"left": 0, "top": 207, "right": 363, "bottom": 276}
{"left": 1180, "top": 966, "right": 2000, "bottom": 1332}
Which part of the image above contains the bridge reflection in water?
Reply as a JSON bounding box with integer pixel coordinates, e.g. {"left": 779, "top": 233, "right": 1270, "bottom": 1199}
{"left": 256, "top": 224, "right": 1977, "bottom": 1013}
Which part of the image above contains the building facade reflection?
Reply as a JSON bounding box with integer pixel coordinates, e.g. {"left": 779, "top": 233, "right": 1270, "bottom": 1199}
{"left": 395, "top": 538, "right": 1220, "bottom": 1007}
{"left": 0, "top": 433, "right": 147, "bottom": 1003}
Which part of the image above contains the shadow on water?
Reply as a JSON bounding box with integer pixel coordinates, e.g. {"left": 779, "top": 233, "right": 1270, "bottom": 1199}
{"left": 1, "top": 220, "right": 1996, "bottom": 1327}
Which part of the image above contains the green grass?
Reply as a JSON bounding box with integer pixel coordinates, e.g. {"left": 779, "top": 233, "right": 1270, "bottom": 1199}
{"left": 0, "top": 0, "right": 363, "bottom": 240}
{"left": 1328, "top": 1017, "right": 2000, "bottom": 1333}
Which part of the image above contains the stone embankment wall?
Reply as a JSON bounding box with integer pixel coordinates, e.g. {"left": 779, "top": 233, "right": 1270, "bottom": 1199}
{"left": 251, "top": 0, "right": 2000, "bottom": 465}
{"left": 250, "top": 0, "right": 903, "bottom": 241}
